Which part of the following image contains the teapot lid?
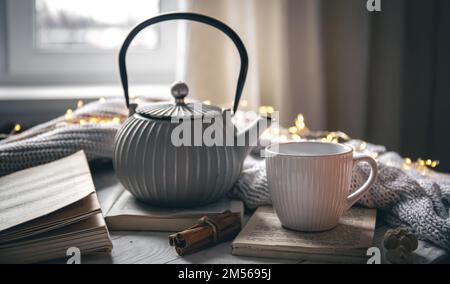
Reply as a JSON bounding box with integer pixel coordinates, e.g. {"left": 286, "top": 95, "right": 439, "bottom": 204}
{"left": 135, "top": 82, "right": 222, "bottom": 120}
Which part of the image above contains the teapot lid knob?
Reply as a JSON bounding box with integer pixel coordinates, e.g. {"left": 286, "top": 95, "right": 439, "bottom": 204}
{"left": 171, "top": 81, "right": 189, "bottom": 105}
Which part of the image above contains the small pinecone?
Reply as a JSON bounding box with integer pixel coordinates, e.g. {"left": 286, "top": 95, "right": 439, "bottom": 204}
{"left": 383, "top": 229, "right": 418, "bottom": 264}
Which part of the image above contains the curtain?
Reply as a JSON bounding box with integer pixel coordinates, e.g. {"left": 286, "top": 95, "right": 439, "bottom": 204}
{"left": 179, "top": 0, "right": 450, "bottom": 170}
{"left": 180, "top": 0, "right": 375, "bottom": 135}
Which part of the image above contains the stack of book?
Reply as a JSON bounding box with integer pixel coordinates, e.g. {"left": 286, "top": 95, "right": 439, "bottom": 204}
{"left": 104, "top": 189, "right": 244, "bottom": 232}
{"left": 0, "top": 151, "right": 112, "bottom": 264}
{"left": 232, "top": 206, "right": 377, "bottom": 263}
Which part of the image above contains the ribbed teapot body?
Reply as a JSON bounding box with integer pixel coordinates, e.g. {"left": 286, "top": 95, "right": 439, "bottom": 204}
{"left": 113, "top": 114, "right": 243, "bottom": 208}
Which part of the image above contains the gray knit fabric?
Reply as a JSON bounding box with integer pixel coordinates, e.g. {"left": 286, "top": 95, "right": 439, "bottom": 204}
{"left": 1, "top": 99, "right": 450, "bottom": 251}
{"left": 0, "top": 99, "right": 126, "bottom": 176}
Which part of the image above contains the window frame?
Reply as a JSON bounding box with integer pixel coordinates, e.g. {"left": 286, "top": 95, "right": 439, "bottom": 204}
{"left": 5, "top": 0, "right": 179, "bottom": 85}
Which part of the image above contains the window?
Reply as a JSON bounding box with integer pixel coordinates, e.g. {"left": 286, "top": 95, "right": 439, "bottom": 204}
{"left": 35, "top": 0, "right": 160, "bottom": 50}
{"left": 6, "top": 0, "right": 179, "bottom": 85}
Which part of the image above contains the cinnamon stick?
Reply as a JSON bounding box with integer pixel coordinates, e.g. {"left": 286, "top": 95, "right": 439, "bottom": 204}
{"left": 168, "top": 211, "right": 241, "bottom": 256}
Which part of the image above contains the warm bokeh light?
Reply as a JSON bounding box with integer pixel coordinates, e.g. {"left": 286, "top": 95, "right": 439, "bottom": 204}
{"left": 14, "top": 124, "right": 22, "bottom": 132}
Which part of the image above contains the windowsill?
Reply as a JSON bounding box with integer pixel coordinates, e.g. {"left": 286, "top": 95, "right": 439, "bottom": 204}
{"left": 0, "top": 84, "right": 171, "bottom": 101}
{"left": 0, "top": 84, "right": 173, "bottom": 129}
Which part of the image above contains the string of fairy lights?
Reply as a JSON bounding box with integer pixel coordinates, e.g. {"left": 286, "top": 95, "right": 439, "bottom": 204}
{"left": 64, "top": 99, "right": 125, "bottom": 125}
{"left": 257, "top": 105, "right": 440, "bottom": 176}
{"left": 1, "top": 99, "right": 440, "bottom": 176}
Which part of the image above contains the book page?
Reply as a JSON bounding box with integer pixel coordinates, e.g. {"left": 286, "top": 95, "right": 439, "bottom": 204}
{"left": 90, "top": 165, "right": 126, "bottom": 216}
{"left": 0, "top": 193, "right": 101, "bottom": 244}
{"left": 0, "top": 151, "right": 95, "bottom": 232}
{"left": 0, "top": 213, "right": 112, "bottom": 254}
{"left": 107, "top": 190, "right": 243, "bottom": 218}
{"left": 233, "top": 207, "right": 376, "bottom": 250}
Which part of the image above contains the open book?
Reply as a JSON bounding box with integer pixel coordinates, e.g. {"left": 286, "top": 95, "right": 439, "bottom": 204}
{"left": 0, "top": 151, "right": 112, "bottom": 264}
{"left": 232, "top": 207, "right": 377, "bottom": 263}
{"left": 104, "top": 190, "right": 244, "bottom": 232}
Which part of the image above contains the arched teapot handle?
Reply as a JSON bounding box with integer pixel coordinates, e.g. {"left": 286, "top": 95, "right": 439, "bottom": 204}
{"left": 119, "top": 12, "right": 249, "bottom": 114}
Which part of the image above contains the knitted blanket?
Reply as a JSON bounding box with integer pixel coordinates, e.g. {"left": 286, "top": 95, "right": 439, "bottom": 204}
{"left": 1, "top": 99, "right": 449, "bottom": 251}
{"left": 0, "top": 99, "right": 126, "bottom": 175}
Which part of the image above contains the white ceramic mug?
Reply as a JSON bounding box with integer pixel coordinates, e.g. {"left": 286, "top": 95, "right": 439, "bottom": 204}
{"left": 265, "top": 142, "right": 378, "bottom": 232}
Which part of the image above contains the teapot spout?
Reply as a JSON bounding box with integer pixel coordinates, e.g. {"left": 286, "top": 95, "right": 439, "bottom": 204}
{"left": 236, "top": 115, "right": 272, "bottom": 159}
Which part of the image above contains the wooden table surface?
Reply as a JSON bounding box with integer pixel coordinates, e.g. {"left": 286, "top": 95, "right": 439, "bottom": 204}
{"left": 81, "top": 162, "right": 449, "bottom": 264}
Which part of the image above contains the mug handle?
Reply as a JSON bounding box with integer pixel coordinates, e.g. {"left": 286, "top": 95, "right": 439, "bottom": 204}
{"left": 346, "top": 154, "right": 378, "bottom": 209}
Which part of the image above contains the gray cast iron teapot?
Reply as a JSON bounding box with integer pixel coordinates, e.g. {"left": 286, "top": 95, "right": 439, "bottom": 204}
{"left": 113, "top": 12, "right": 271, "bottom": 208}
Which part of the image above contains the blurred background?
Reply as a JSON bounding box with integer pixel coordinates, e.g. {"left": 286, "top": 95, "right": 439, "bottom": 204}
{"left": 0, "top": 0, "right": 449, "bottom": 171}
